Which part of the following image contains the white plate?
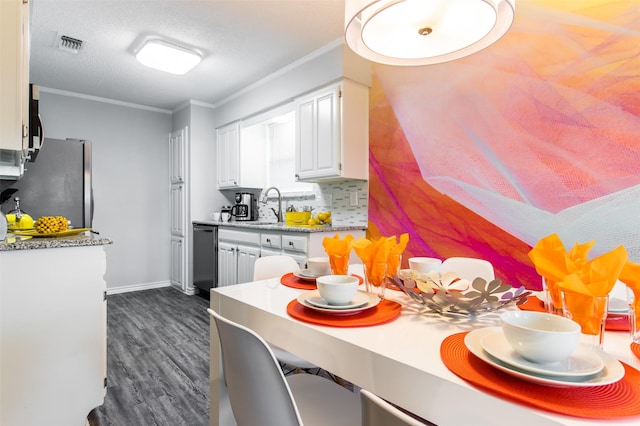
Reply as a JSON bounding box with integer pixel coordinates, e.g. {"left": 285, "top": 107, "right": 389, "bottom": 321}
{"left": 464, "top": 327, "right": 624, "bottom": 387}
{"left": 305, "top": 290, "right": 370, "bottom": 310}
{"left": 293, "top": 269, "right": 321, "bottom": 280}
{"left": 608, "top": 297, "right": 629, "bottom": 313}
{"left": 480, "top": 330, "right": 604, "bottom": 378}
{"left": 297, "top": 290, "right": 380, "bottom": 315}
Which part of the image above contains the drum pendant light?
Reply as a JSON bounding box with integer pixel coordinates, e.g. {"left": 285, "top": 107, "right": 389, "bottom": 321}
{"left": 344, "top": 0, "right": 515, "bottom": 66}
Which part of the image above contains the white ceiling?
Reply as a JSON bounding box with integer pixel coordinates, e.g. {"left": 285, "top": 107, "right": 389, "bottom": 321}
{"left": 30, "top": 0, "right": 346, "bottom": 111}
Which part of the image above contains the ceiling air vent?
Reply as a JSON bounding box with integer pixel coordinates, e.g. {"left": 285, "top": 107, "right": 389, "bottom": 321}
{"left": 55, "top": 34, "right": 84, "bottom": 54}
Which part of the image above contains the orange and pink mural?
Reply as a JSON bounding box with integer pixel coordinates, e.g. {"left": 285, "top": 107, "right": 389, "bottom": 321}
{"left": 366, "top": 0, "right": 640, "bottom": 289}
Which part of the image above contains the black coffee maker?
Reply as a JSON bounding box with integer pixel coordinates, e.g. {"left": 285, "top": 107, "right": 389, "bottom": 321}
{"left": 231, "top": 192, "right": 257, "bottom": 221}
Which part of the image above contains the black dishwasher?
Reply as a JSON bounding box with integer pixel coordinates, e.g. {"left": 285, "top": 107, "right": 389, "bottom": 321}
{"left": 192, "top": 222, "right": 218, "bottom": 294}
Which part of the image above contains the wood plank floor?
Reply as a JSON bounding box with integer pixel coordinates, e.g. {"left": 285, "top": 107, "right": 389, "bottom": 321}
{"left": 88, "top": 287, "right": 211, "bottom": 426}
{"left": 87, "top": 286, "right": 432, "bottom": 426}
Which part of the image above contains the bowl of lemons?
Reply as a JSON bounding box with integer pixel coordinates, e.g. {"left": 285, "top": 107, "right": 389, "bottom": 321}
{"left": 308, "top": 211, "right": 331, "bottom": 226}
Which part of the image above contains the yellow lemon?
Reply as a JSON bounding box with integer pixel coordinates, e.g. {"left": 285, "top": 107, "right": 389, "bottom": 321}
{"left": 8, "top": 214, "right": 34, "bottom": 229}
{"left": 308, "top": 218, "right": 317, "bottom": 226}
{"left": 317, "top": 212, "right": 327, "bottom": 222}
{"left": 17, "top": 214, "right": 34, "bottom": 229}
{"left": 5, "top": 213, "right": 16, "bottom": 225}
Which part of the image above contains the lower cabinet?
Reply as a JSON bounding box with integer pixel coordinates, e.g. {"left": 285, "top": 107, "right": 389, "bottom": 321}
{"left": 261, "top": 246, "right": 306, "bottom": 269}
{"left": 170, "top": 236, "right": 185, "bottom": 291}
{"left": 0, "top": 245, "right": 107, "bottom": 426}
{"left": 218, "top": 229, "right": 261, "bottom": 286}
{"left": 217, "top": 241, "right": 237, "bottom": 287}
{"left": 218, "top": 226, "right": 366, "bottom": 286}
{"left": 236, "top": 244, "right": 261, "bottom": 284}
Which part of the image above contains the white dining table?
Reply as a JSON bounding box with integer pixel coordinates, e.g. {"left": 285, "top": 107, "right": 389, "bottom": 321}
{"left": 209, "top": 265, "right": 640, "bottom": 426}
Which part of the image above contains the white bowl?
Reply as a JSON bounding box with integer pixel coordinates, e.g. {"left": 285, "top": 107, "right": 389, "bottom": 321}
{"left": 500, "top": 311, "right": 581, "bottom": 364}
{"left": 408, "top": 257, "right": 442, "bottom": 274}
{"left": 307, "top": 257, "right": 330, "bottom": 276}
{"left": 316, "top": 275, "right": 359, "bottom": 306}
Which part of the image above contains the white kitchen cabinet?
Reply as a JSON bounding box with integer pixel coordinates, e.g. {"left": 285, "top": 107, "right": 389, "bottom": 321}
{"left": 260, "top": 232, "right": 282, "bottom": 250}
{"left": 260, "top": 228, "right": 366, "bottom": 270}
{"left": 216, "top": 122, "right": 239, "bottom": 188}
{"left": 0, "top": 244, "right": 107, "bottom": 426}
{"left": 170, "top": 236, "right": 186, "bottom": 290}
{"left": 295, "top": 79, "right": 369, "bottom": 182}
{"left": 216, "top": 121, "right": 265, "bottom": 189}
{"left": 170, "top": 128, "right": 185, "bottom": 183}
{"left": 236, "top": 244, "right": 261, "bottom": 284}
{"left": 218, "top": 241, "right": 237, "bottom": 286}
{"left": 0, "top": 0, "right": 30, "bottom": 178}
{"left": 170, "top": 183, "right": 185, "bottom": 236}
{"left": 169, "top": 126, "right": 190, "bottom": 293}
{"left": 217, "top": 228, "right": 261, "bottom": 286}
{"left": 220, "top": 227, "right": 366, "bottom": 283}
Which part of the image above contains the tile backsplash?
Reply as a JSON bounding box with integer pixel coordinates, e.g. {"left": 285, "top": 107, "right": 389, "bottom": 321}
{"left": 256, "top": 180, "right": 368, "bottom": 226}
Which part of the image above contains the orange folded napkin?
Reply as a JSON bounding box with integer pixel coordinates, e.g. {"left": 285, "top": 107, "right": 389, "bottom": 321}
{"left": 322, "top": 233, "right": 354, "bottom": 275}
{"left": 354, "top": 237, "right": 391, "bottom": 286}
{"left": 558, "top": 245, "right": 628, "bottom": 297}
{"left": 528, "top": 234, "right": 595, "bottom": 309}
{"left": 528, "top": 234, "right": 595, "bottom": 282}
{"left": 387, "top": 233, "right": 408, "bottom": 274}
{"left": 353, "top": 233, "right": 409, "bottom": 286}
{"left": 558, "top": 245, "right": 628, "bottom": 335}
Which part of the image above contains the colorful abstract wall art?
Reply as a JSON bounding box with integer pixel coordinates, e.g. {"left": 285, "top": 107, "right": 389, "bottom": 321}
{"left": 366, "top": 0, "right": 640, "bottom": 289}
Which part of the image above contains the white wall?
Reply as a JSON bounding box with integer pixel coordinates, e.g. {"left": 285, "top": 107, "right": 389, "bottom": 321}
{"left": 191, "top": 104, "right": 224, "bottom": 219}
{"left": 39, "top": 90, "right": 172, "bottom": 292}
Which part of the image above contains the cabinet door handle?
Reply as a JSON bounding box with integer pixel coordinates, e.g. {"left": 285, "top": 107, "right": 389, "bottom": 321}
{"left": 289, "top": 241, "right": 294, "bottom": 246}
{"left": 266, "top": 238, "right": 271, "bottom": 243}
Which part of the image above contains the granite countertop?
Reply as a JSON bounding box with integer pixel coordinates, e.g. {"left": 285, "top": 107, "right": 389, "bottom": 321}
{"left": 0, "top": 234, "right": 113, "bottom": 251}
{"left": 193, "top": 220, "right": 366, "bottom": 233}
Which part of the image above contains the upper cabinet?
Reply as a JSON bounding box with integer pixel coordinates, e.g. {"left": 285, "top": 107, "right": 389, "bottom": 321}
{"left": 0, "top": 0, "right": 30, "bottom": 179}
{"left": 216, "top": 122, "right": 239, "bottom": 188}
{"left": 295, "top": 79, "right": 369, "bottom": 182}
{"left": 170, "top": 128, "right": 185, "bottom": 183}
{"left": 216, "top": 121, "right": 265, "bottom": 189}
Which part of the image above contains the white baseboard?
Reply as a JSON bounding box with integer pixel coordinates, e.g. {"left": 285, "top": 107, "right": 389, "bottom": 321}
{"left": 106, "top": 280, "right": 172, "bottom": 295}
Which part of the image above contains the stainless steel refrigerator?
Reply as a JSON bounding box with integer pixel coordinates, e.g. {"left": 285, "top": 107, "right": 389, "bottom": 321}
{"left": 0, "top": 138, "right": 93, "bottom": 228}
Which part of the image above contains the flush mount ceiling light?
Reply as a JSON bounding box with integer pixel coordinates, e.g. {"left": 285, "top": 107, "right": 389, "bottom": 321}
{"left": 135, "top": 39, "right": 202, "bottom": 75}
{"left": 345, "top": 0, "right": 515, "bottom": 66}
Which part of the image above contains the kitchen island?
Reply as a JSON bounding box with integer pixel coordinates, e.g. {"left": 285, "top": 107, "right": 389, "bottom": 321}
{"left": 0, "top": 234, "right": 112, "bottom": 426}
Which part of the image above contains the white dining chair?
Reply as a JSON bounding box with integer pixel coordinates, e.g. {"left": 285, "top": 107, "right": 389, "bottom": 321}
{"left": 253, "top": 255, "right": 320, "bottom": 373}
{"left": 208, "top": 308, "right": 361, "bottom": 426}
{"left": 360, "top": 389, "right": 426, "bottom": 426}
{"left": 440, "top": 257, "right": 495, "bottom": 282}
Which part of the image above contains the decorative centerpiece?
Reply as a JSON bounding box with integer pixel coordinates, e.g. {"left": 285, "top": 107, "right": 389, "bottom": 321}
{"left": 391, "top": 271, "right": 530, "bottom": 316}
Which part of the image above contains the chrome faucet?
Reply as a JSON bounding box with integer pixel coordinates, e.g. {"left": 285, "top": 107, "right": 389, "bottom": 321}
{"left": 261, "top": 187, "right": 283, "bottom": 222}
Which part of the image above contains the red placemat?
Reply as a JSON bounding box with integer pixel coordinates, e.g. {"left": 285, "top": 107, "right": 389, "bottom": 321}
{"left": 280, "top": 273, "right": 363, "bottom": 290}
{"left": 632, "top": 342, "right": 640, "bottom": 360}
{"left": 440, "top": 332, "right": 640, "bottom": 419}
{"left": 519, "top": 297, "right": 631, "bottom": 332}
{"left": 286, "top": 299, "right": 401, "bottom": 327}
{"left": 517, "top": 296, "right": 546, "bottom": 312}
{"left": 606, "top": 314, "right": 631, "bottom": 331}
